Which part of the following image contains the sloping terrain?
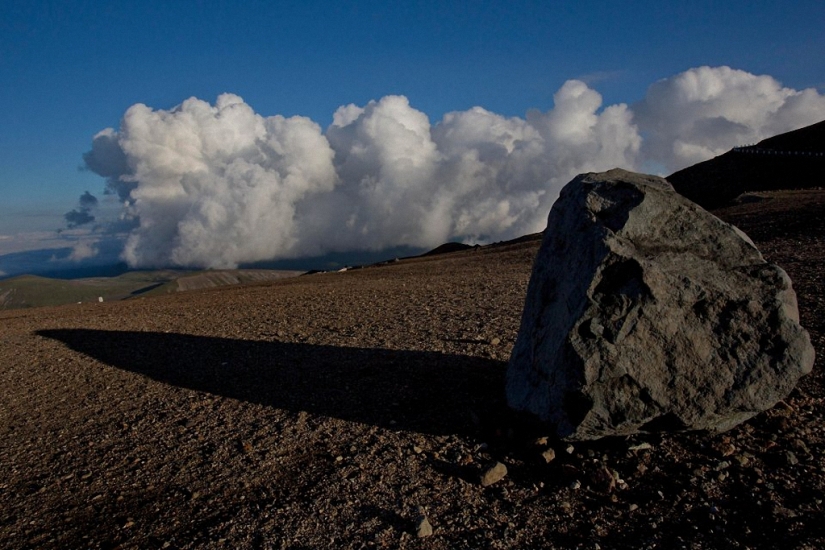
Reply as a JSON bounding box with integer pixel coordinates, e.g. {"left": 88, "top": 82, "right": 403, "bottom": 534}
{"left": 0, "top": 191, "right": 823, "bottom": 549}
{"left": 0, "top": 272, "right": 179, "bottom": 310}
{"left": 667, "top": 119, "right": 825, "bottom": 209}
{"left": 143, "top": 270, "right": 305, "bottom": 295}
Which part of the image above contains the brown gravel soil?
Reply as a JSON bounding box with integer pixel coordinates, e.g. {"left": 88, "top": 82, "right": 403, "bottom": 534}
{"left": 1, "top": 192, "right": 824, "bottom": 550}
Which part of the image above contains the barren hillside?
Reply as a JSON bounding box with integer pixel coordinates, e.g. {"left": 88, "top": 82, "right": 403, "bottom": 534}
{"left": 1, "top": 192, "right": 823, "bottom": 549}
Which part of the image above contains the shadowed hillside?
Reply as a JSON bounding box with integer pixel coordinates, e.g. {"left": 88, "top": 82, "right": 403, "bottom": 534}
{"left": 667, "top": 120, "right": 825, "bottom": 209}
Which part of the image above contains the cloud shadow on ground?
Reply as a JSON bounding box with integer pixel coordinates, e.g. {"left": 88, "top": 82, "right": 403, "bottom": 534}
{"left": 37, "top": 328, "right": 510, "bottom": 437}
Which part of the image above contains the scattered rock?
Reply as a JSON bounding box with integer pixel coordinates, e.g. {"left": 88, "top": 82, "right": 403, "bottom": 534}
{"left": 771, "top": 416, "right": 792, "bottom": 431}
{"left": 415, "top": 516, "right": 433, "bottom": 538}
{"left": 719, "top": 444, "right": 737, "bottom": 457}
{"left": 480, "top": 462, "right": 508, "bottom": 487}
{"left": 773, "top": 505, "right": 798, "bottom": 519}
{"left": 734, "top": 454, "right": 751, "bottom": 467}
{"left": 591, "top": 465, "right": 616, "bottom": 493}
{"left": 560, "top": 464, "right": 580, "bottom": 480}
{"left": 507, "top": 169, "right": 815, "bottom": 440}
{"left": 713, "top": 460, "right": 731, "bottom": 471}
{"left": 540, "top": 448, "right": 556, "bottom": 464}
{"left": 791, "top": 439, "right": 810, "bottom": 454}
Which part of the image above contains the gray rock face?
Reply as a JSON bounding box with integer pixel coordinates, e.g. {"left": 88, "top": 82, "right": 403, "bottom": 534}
{"left": 506, "top": 169, "right": 815, "bottom": 440}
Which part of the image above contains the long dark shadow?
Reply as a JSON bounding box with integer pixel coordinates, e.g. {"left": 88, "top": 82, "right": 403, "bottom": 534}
{"left": 37, "top": 328, "right": 508, "bottom": 436}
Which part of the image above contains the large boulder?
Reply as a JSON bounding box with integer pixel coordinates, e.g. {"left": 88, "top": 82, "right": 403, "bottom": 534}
{"left": 506, "top": 169, "right": 814, "bottom": 440}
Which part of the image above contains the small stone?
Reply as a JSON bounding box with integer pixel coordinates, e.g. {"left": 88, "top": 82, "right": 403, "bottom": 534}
{"left": 540, "top": 448, "right": 556, "bottom": 464}
{"left": 490, "top": 337, "right": 501, "bottom": 346}
{"left": 569, "top": 480, "right": 581, "bottom": 490}
{"left": 480, "top": 462, "right": 508, "bottom": 487}
{"left": 774, "top": 416, "right": 792, "bottom": 431}
{"left": 415, "top": 516, "right": 433, "bottom": 538}
{"left": 628, "top": 503, "right": 639, "bottom": 512}
{"left": 720, "top": 444, "right": 737, "bottom": 457}
{"left": 773, "top": 505, "right": 798, "bottom": 519}
{"left": 561, "top": 464, "right": 579, "bottom": 477}
{"left": 628, "top": 442, "right": 653, "bottom": 452}
{"left": 791, "top": 439, "right": 810, "bottom": 454}
{"left": 533, "top": 437, "right": 550, "bottom": 447}
{"left": 785, "top": 451, "right": 799, "bottom": 466}
{"left": 565, "top": 444, "right": 575, "bottom": 455}
{"left": 591, "top": 465, "right": 616, "bottom": 493}
{"left": 413, "top": 446, "right": 423, "bottom": 455}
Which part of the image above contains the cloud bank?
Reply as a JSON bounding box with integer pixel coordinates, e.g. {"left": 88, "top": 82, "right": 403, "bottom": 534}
{"left": 82, "top": 66, "right": 825, "bottom": 269}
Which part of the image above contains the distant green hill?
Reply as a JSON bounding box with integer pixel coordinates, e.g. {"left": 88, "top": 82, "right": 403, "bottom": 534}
{"left": 0, "top": 269, "right": 303, "bottom": 311}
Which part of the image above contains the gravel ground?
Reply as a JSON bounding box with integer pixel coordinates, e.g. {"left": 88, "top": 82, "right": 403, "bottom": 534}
{"left": 1, "top": 191, "right": 823, "bottom": 549}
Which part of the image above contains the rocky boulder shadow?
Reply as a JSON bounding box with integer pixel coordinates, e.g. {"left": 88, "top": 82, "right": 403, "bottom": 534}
{"left": 37, "top": 328, "right": 508, "bottom": 436}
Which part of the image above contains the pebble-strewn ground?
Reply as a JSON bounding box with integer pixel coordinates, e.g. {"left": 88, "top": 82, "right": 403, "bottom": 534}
{"left": 1, "top": 191, "right": 823, "bottom": 549}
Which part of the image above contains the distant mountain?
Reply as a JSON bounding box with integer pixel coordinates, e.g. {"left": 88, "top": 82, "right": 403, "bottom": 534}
{"left": 0, "top": 247, "right": 127, "bottom": 281}
{"left": 667, "top": 120, "right": 825, "bottom": 210}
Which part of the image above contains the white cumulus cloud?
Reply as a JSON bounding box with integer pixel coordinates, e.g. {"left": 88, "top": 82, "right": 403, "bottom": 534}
{"left": 67, "top": 240, "right": 99, "bottom": 262}
{"left": 82, "top": 67, "right": 825, "bottom": 269}
{"left": 634, "top": 66, "right": 825, "bottom": 171}
{"left": 86, "top": 94, "right": 337, "bottom": 268}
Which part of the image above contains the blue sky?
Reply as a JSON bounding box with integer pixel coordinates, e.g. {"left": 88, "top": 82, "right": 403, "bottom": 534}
{"left": 1, "top": 0, "right": 824, "bottom": 273}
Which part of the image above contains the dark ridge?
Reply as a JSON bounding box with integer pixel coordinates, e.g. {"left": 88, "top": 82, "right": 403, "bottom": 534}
{"left": 421, "top": 233, "right": 544, "bottom": 258}
{"left": 487, "top": 232, "right": 544, "bottom": 247}
{"left": 757, "top": 119, "right": 825, "bottom": 152}
{"left": 422, "top": 242, "right": 475, "bottom": 256}
{"left": 667, "top": 119, "right": 825, "bottom": 210}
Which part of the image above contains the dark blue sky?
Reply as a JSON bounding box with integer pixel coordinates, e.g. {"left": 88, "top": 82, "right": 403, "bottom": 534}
{"left": 1, "top": 0, "right": 823, "bottom": 265}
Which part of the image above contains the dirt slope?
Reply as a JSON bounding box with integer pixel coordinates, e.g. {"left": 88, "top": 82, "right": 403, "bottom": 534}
{"left": 1, "top": 194, "right": 823, "bottom": 549}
